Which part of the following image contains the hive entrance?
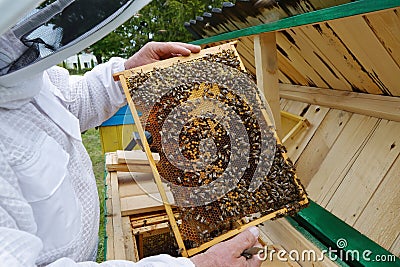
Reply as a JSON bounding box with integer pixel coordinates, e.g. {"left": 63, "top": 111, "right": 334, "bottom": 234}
{"left": 113, "top": 42, "right": 308, "bottom": 256}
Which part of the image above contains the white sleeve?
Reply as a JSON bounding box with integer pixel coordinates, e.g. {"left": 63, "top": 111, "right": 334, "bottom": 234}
{"left": 0, "top": 229, "right": 195, "bottom": 267}
{"left": 0, "top": 141, "right": 194, "bottom": 267}
{"left": 63, "top": 57, "right": 128, "bottom": 132}
{"left": 47, "top": 255, "right": 195, "bottom": 267}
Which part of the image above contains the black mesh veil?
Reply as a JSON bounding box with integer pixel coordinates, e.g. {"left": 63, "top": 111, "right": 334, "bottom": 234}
{"left": 0, "top": 0, "right": 150, "bottom": 82}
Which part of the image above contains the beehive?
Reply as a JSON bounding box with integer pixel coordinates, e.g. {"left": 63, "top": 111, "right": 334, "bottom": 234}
{"left": 113, "top": 42, "right": 308, "bottom": 256}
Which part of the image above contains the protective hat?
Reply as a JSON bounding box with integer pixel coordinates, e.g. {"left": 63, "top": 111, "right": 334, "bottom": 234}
{"left": 0, "top": 0, "right": 150, "bottom": 84}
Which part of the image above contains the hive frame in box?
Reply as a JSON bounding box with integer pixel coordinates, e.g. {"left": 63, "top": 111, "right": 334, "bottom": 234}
{"left": 113, "top": 42, "right": 308, "bottom": 257}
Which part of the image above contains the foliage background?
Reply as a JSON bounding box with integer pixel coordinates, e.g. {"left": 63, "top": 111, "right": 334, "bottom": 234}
{"left": 90, "top": 0, "right": 225, "bottom": 63}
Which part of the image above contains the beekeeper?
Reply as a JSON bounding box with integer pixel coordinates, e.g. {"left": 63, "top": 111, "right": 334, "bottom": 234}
{"left": 0, "top": 1, "right": 262, "bottom": 266}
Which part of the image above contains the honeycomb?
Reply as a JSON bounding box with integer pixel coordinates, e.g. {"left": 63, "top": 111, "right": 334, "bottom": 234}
{"left": 138, "top": 230, "right": 180, "bottom": 258}
{"left": 124, "top": 48, "right": 308, "bottom": 250}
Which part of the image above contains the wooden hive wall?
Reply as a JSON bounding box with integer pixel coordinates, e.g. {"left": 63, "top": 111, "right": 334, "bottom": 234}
{"left": 213, "top": 8, "right": 400, "bottom": 96}
{"left": 279, "top": 98, "right": 400, "bottom": 256}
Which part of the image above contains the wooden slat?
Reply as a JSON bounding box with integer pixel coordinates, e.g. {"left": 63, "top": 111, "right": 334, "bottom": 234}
{"left": 280, "top": 84, "right": 400, "bottom": 122}
{"left": 120, "top": 191, "right": 174, "bottom": 216}
{"left": 353, "top": 154, "right": 400, "bottom": 251}
{"left": 122, "top": 216, "right": 139, "bottom": 262}
{"left": 281, "top": 99, "right": 310, "bottom": 116}
{"left": 110, "top": 172, "right": 126, "bottom": 260}
{"left": 281, "top": 111, "right": 310, "bottom": 144}
{"left": 328, "top": 16, "right": 400, "bottom": 95}
{"left": 364, "top": 8, "right": 400, "bottom": 69}
{"left": 131, "top": 214, "right": 170, "bottom": 228}
{"left": 236, "top": 37, "right": 256, "bottom": 74}
{"left": 306, "top": 114, "right": 379, "bottom": 205}
{"left": 284, "top": 104, "right": 329, "bottom": 162}
{"left": 390, "top": 234, "right": 400, "bottom": 256}
{"left": 282, "top": 28, "right": 352, "bottom": 90}
{"left": 116, "top": 150, "right": 159, "bottom": 164}
{"left": 117, "top": 172, "right": 160, "bottom": 199}
{"left": 259, "top": 219, "right": 338, "bottom": 267}
{"left": 276, "top": 31, "right": 330, "bottom": 89}
{"left": 326, "top": 119, "right": 400, "bottom": 225}
{"left": 105, "top": 152, "right": 152, "bottom": 173}
{"left": 254, "top": 32, "right": 282, "bottom": 137}
{"left": 105, "top": 173, "right": 114, "bottom": 260}
{"left": 295, "top": 109, "right": 352, "bottom": 187}
{"left": 260, "top": 244, "right": 302, "bottom": 267}
{"left": 277, "top": 51, "right": 309, "bottom": 86}
{"left": 298, "top": 24, "right": 382, "bottom": 94}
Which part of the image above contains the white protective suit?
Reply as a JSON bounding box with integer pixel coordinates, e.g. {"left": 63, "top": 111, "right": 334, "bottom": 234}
{"left": 0, "top": 57, "right": 194, "bottom": 267}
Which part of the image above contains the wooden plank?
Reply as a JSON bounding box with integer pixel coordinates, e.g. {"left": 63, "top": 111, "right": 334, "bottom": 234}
{"left": 254, "top": 32, "right": 282, "bottom": 138}
{"left": 328, "top": 16, "right": 400, "bottom": 95}
{"left": 131, "top": 214, "right": 170, "bottom": 228}
{"left": 117, "top": 172, "right": 160, "bottom": 199}
{"left": 122, "top": 216, "right": 139, "bottom": 262}
{"left": 390, "top": 234, "right": 400, "bottom": 256}
{"left": 105, "top": 173, "right": 114, "bottom": 260}
{"left": 326, "top": 119, "right": 400, "bottom": 225}
{"left": 306, "top": 114, "right": 379, "bottom": 205}
{"left": 116, "top": 150, "right": 159, "bottom": 165}
{"left": 281, "top": 99, "right": 310, "bottom": 116}
{"left": 276, "top": 31, "right": 329, "bottom": 89}
{"left": 353, "top": 154, "right": 400, "bottom": 251}
{"left": 281, "top": 112, "right": 309, "bottom": 145}
{"left": 283, "top": 104, "right": 329, "bottom": 162}
{"left": 106, "top": 152, "right": 152, "bottom": 173}
{"left": 277, "top": 51, "right": 309, "bottom": 86}
{"left": 259, "top": 219, "right": 338, "bottom": 267}
{"left": 281, "top": 28, "right": 352, "bottom": 90}
{"left": 295, "top": 109, "right": 352, "bottom": 187}
{"left": 236, "top": 37, "right": 256, "bottom": 74}
{"left": 120, "top": 191, "right": 174, "bottom": 216}
{"left": 110, "top": 172, "right": 126, "bottom": 260}
{"left": 190, "top": 2, "right": 400, "bottom": 45}
{"left": 298, "top": 24, "right": 382, "bottom": 94}
{"left": 133, "top": 222, "right": 171, "bottom": 236}
{"left": 364, "top": 8, "right": 400, "bottom": 69}
{"left": 280, "top": 84, "right": 400, "bottom": 122}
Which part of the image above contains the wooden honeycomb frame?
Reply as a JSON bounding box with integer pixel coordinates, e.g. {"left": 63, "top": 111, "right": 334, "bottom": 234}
{"left": 113, "top": 42, "right": 308, "bottom": 257}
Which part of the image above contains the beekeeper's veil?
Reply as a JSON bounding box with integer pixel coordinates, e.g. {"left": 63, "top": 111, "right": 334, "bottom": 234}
{"left": 0, "top": 0, "right": 150, "bottom": 106}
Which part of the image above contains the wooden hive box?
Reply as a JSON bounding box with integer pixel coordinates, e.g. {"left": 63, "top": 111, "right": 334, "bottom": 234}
{"left": 104, "top": 151, "right": 338, "bottom": 266}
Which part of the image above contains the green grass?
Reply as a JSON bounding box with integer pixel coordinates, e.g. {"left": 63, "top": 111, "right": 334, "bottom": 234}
{"left": 81, "top": 128, "right": 106, "bottom": 262}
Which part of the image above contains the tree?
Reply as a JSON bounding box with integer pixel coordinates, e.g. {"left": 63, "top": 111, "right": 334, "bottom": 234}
{"left": 90, "top": 0, "right": 226, "bottom": 62}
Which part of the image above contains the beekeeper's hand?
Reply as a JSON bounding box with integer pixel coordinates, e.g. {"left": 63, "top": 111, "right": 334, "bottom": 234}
{"left": 190, "top": 226, "right": 263, "bottom": 267}
{"left": 124, "top": 41, "right": 201, "bottom": 69}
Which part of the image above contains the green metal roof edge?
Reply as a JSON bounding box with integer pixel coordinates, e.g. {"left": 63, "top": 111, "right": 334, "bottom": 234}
{"left": 285, "top": 216, "right": 349, "bottom": 267}
{"left": 293, "top": 200, "right": 400, "bottom": 266}
{"left": 190, "top": 0, "right": 400, "bottom": 45}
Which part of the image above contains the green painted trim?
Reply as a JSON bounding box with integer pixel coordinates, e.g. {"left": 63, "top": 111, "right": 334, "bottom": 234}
{"left": 293, "top": 200, "right": 400, "bottom": 266}
{"left": 190, "top": 0, "right": 400, "bottom": 45}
